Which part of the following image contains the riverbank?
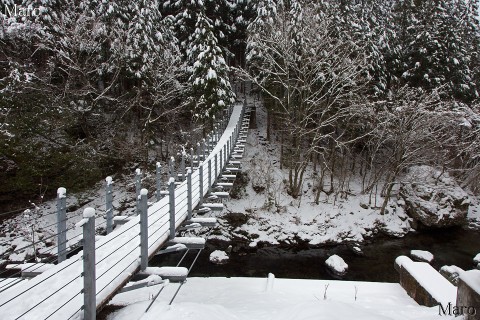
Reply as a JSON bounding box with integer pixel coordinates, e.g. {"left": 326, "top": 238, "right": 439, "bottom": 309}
{"left": 188, "top": 98, "right": 480, "bottom": 249}
{"left": 152, "top": 227, "right": 480, "bottom": 283}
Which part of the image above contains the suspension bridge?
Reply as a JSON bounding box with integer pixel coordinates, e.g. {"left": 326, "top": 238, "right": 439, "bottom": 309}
{"left": 0, "top": 101, "right": 251, "bottom": 320}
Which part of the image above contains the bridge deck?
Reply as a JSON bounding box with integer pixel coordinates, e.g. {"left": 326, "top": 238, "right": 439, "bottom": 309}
{"left": 0, "top": 103, "right": 244, "bottom": 320}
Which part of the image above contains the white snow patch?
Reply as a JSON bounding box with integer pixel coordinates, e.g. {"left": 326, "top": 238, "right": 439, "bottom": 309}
{"left": 83, "top": 207, "right": 95, "bottom": 218}
{"left": 210, "top": 250, "right": 229, "bottom": 264}
{"left": 325, "top": 255, "right": 348, "bottom": 275}
{"left": 57, "top": 187, "right": 66, "bottom": 198}
{"left": 474, "top": 253, "right": 480, "bottom": 265}
{"left": 108, "top": 277, "right": 452, "bottom": 320}
{"left": 400, "top": 257, "right": 456, "bottom": 305}
{"left": 410, "top": 250, "right": 434, "bottom": 263}
{"left": 459, "top": 270, "right": 480, "bottom": 295}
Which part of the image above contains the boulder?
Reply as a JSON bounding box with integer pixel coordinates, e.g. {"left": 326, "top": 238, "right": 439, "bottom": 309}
{"left": 325, "top": 254, "right": 348, "bottom": 277}
{"left": 399, "top": 166, "right": 470, "bottom": 228}
{"left": 410, "top": 250, "right": 434, "bottom": 263}
{"left": 209, "top": 250, "right": 229, "bottom": 265}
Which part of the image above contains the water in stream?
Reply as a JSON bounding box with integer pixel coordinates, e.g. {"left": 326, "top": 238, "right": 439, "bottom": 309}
{"left": 151, "top": 228, "right": 480, "bottom": 283}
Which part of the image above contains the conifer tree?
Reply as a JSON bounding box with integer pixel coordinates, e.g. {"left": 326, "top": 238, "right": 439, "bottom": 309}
{"left": 188, "top": 10, "right": 235, "bottom": 121}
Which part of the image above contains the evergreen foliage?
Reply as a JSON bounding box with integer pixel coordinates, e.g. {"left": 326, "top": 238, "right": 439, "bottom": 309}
{"left": 1, "top": 0, "right": 480, "bottom": 209}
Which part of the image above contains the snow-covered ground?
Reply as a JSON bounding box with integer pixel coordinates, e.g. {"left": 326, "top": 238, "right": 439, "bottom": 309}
{"left": 107, "top": 276, "right": 454, "bottom": 320}
{"left": 185, "top": 96, "right": 480, "bottom": 247}
{"left": 197, "top": 99, "right": 410, "bottom": 246}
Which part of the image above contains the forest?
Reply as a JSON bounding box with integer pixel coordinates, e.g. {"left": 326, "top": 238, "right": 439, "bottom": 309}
{"left": 1, "top": 0, "right": 480, "bottom": 214}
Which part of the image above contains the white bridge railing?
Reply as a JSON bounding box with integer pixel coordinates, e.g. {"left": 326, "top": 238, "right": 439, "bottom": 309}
{"left": 0, "top": 101, "right": 247, "bottom": 320}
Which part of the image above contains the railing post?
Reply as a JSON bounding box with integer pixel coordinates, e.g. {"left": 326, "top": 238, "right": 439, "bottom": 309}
{"left": 187, "top": 169, "right": 192, "bottom": 220}
{"left": 219, "top": 149, "right": 222, "bottom": 176}
{"left": 181, "top": 151, "right": 186, "bottom": 181}
{"left": 156, "top": 162, "right": 162, "bottom": 201}
{"left": 199, "top": 162, "right": 204, "bottom": 205}
{"left": 139, "top": 189, "right": 148, "bottom": 271}
{"left": 82, "top": 208, "right": 96, "bottom": 320}
{"left": 208, "top": 159, "right": 212, "bottom": 192}
{"left": 228, "top": 139, "right": 231, "bottom": 159}
{"left": 223, "top": 145, "right": 227, "bottom": 168}
{"left": 190, "top": 147, "right": 194, "bottom": 170}
{"left": 202, "top": 138, "right": 206, "bottom": 159}
{"left": 135, "top": 168, "right": 142, "bottom": 199}
{"left": 215, "top": 153, "right": 218, "bottom": 181}
{"left": 105, "top": 177, "right": 113, "bottom": 234}
{"left": 168, "top": 178, "right": 176, "bottom": 240}
{"left": 57, "top": 187, "right": 67, "bottom": 263}
{"left": 223, "top": 111, "right": 227, "bottom": 131}
{"left": 169, "top": 156, "right": 175, "bottom": 181}
{"left": 196, "top": 142, "right": 201, "bottom": 162}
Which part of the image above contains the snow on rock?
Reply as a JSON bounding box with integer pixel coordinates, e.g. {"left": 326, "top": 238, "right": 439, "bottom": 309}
{"left": 325, "top": 254, "right": 348, "bottom": 276}
{"left": 8, "top": 248, "right": 34, "bottom": 262}
{"left": 440, "top": 265, "right": 464, "bottom": 286}
{"left": 209, "top": 250, "right": 229, "bottom": 265}
{"left": 473, "top": 253, "right": 480, "bottom": 268}
{"left": 399, "top": 165, "right": 470, "bottom": 228}
{"left": 0, "top": 245, "right": 9, "bottom": 257}
{"left": 352, "top": 246, "right": 363, "bottom": 255}
{"left": 410, "top": 250, "right": 434, "bottom": 263}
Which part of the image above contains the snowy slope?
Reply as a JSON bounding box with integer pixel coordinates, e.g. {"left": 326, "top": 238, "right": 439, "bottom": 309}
{"left": 200, "top": 97, "right": 414, "bottom": 246}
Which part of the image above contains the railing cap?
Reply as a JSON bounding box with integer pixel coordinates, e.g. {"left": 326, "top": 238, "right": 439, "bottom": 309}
{"left": 57, "top": 187, "right": 66, "bottom": 198}
{"left": 83, "top": 207, "right": 95, "bottom": 218}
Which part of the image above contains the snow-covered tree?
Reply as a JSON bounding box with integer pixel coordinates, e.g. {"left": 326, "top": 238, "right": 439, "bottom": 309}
{"left": 188, "top": 10, "right": 235, "bottom": 121}
{"left": 390, "top": 0, "right": 479, "bottom": 102}
{"left": 163, "top": 0, "right": 234, "bottom": 57}
{"left": 228, "top": 0, "right": 255, "bottom": 67}
{"left": 245, "top": 2, "right": 368, "bottom": 198}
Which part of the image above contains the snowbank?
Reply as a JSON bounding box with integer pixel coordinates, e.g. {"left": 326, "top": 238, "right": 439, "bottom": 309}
{"left": 108, "top": 277, "right": 452, "bottom": 320}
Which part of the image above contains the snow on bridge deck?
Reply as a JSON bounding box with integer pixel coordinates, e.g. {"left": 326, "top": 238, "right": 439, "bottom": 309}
{"left": 0, "top": 103, "right": 245, "bottom": 320}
